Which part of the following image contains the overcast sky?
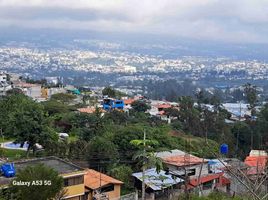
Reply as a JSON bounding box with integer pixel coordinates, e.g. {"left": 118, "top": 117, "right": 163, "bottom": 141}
{"left": 1, "top": 0, "right": 268, "bottom": 43}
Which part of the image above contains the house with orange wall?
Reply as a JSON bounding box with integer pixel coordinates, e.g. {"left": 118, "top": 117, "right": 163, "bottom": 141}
{"left": 84, "top": 169, "right": 123, "bottom": 200}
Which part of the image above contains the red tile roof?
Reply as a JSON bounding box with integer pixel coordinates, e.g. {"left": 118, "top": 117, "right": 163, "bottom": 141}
{"left": 187, "top": 172, "right": 229, "bottom": 189}
{"left": 124, "top": 99, "right": 135, "bottom": 105}
{"left": 244, "top": 156, "right": 268, "bottom": 175}
{"left": 156, "top": 104, "right": 172, "bottom": 109}
{"left": 163, "top": 155, "right": 205, "bottom": 167}
{"left": 84, "top": 169, "right": 123, "bottom": 190}
{"left": 14, "top": 82, "right": 40, "bottom": 88}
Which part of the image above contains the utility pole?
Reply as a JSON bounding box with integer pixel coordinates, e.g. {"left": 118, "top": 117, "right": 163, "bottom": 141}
{"left": 236, "top": 101, "right": 242, "bottom": 157}
{"left": 141, "top": 130, "right": 146, "bottom": 200}
{"left": 0, "top": 128, "right": 4, "bottom": 148}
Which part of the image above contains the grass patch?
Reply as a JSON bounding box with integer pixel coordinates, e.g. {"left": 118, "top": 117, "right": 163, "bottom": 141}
{"left": 68, "top": 135, "right": 78, "bottom": 143}
{"left": 0, "top": 137, "right": 15, "bottom": 143}
{"left": 0, "top": 148, "right": 28, "bottom": 161}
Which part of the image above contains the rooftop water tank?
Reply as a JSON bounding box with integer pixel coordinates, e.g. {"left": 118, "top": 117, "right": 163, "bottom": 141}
{"left": 220, "top": 144, "right": 228, "bottom": 155}
{"left": 1, "top": 163, "right": 16, "bottom": 178}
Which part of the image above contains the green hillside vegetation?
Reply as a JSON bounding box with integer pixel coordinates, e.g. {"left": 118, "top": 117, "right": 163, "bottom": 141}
{"left": 0, "top": 85, "right": 267, "bottom": 193}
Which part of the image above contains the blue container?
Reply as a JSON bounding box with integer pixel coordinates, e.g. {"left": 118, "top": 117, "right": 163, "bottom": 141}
{"left": 1, "top": 163, "right": 16, "bottom": 178}
{"left": 220, "top": 144, "right": 228, "bottom": 155}
{"left": 102, "top": 98, "right": 124, "bottom": 110}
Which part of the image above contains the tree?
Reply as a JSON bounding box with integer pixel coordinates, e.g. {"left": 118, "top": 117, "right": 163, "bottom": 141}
{"left": 69, "top": 140, "right": 89, "bottom": 160}
{"left": 244, "top": 83, "right": 258, "bottom": 115}
{"left": 102, "top": 87, "right": 116, "bottom": 98}
{"left": 10, "top": 164, "right": 64, "bottom": 200}
{"left": 231, "top": 88, "right": 245, "bottom": 102}
{"left": 87, "top": 136, "right": 119, "bottom": 170}
{"left": 232, "top": 122, "right": 252, "bottom": 158}
{"left": 131, "top": 100, "right": 151, "bottom": 112}
{"left": 163, "top": 107, "right": 179, "bottom": 117}
{"left": 210, "top": 95, "right": 221, "bottom": 110}
{"left": 50, "top": 93, "right": 76, "bottom": 104}
{"left": 130, "top": 131, "right": 163, "bottom": 200}
{"left": 195, "top": 89, "right": 210, "bottom": 105}
{"left": 71, "top": 110, "right": 105, "bottom": 141}
{"left": 102, "top": 86, "right": 126, "bottom": 99}
{"left": 42, "top": 100, "right": 69, "bottom": 115}
{"left": 104, "top": 110, "right": 129, "bottom": 125}
{"left": 1, "top": 94, "right": 56, "bottom": 156}
{"left": 256, "top": 104, "right": 268, "bottom": 149}
{"left": 5, "top": 88, "right": 23, "bottom": 96}
{"left": 178, "top": 96, "right": 202, "bottom": 135}
{"left": 109, "top": 164, "right": 133, "bottom": 191}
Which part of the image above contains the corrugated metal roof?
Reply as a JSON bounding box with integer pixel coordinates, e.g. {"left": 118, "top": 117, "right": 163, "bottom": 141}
{"left": 155, "top": 149, "right": 186, "bottom": 159}
{"left": 132, "top": 168, "right": 183, "bottom": 191}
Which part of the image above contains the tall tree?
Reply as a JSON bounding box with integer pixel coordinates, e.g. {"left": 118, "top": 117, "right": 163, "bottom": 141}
{"left": 1, "top": 94, "right": 56, "bottom": 155}
{"left": 102, "top": 87, "right": 116, "bottom": 98}
{"left": 244, "top": 83, "right": 258, "bottom": 115}
{"left": 50, "top": 93, "right": 76, "bottom": 104}
{"left": 87, "top": 136, "right": 119, "bottom": 170}
{"left": 178, "top": 96, "right": 202, "bottom": 135}
{"left": 131, "top": 100, "right": 151, "bottom": 112}
{"left": 130, "top": 131, "right": 163, "bottom": 200}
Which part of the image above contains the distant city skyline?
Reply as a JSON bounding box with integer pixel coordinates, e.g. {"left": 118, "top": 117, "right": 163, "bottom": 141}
{"left": 0, "top": 0, "right": 268, "bottom": 44}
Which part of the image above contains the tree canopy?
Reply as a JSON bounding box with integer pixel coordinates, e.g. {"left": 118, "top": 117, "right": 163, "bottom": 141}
{"left": 9, "top": 164, "right": 64, "bottom": 200}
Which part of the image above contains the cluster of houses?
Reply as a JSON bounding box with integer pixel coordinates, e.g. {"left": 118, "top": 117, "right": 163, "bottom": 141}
{"left": 0, "top": 149, "right": 266, "bottom": 200}
{"left": 0, "top": 71, "right": 267, "bottom": 199}
{"left": 132, "top": 149, "right": 268, "bottom": 199}
{"left": 0, "top": 71, "right": 260, "bottom": 124}
{"left": 0, "top": 71, "right": 67, "bottom": 100}
{"left": 0, "top": 157, "right": 123, "bottom": 200}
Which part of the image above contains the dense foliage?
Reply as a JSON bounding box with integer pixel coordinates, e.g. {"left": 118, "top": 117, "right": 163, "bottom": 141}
{"left": 0, "top": 84, "right": 267, "bottom": 194}
{"left": 8, "top": 164, "right": 64, "bottom": 200}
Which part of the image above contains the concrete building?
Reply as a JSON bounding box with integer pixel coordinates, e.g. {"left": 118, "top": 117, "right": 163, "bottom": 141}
{"left": 156, "top": 150, "right": 230, "bottom": 196}
{"left": 0, "top": 71, "right": 7, "bottom": 83}
{"left": 0, "top": 71, "right": 12, "bottom": 96}
{"left": 0, "top": 157, "right": 87, "bottom": 200}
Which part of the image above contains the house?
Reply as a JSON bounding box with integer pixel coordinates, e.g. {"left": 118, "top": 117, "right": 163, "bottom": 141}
{"left": 244, "top": 150, "right": 268, "bottom": 176}
{"left": 123, "top": 98, "right": 135, "bottom": 106}
{"left": 209, "top": 158, "right": 250, "bottom": 196}
{"left": 0, "top": 157, "right": 87, "bottom": 200}
{"left": 132, "top": 168, "right": 184, "bottom": 200}
{"left": 102, "top": 98, "right": 124, "bottom": 110}
{"left": 148, "top": 101, "right": 179, "bottom": 123}
{"left": 45, "top": 76, "right": 60, "bottom": 85}
{"left": 123, "top": 98, "right": 135, "bottom": 109}
{"left": 156, "top": 150, "right": 230, "bottom": 196}
{"left": 0, "top": 71, "right": 7, "bottom": 83}
{"left": 12, "top": 81, "right": 43, "bottom": 100}
{"left": 84, "top": 169, "right": 123, "bottom": 200}
{"left": 0, "top": 71, "right": 12, "bottom": 96}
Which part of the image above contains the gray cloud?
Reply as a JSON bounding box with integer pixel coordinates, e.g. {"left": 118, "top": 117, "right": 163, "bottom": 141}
{"left": 0, "top": 0, "right": 268, "bottom": 43}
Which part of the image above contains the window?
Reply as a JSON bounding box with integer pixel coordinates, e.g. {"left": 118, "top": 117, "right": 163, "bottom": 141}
{"left": 187, "top": 169, "right": 196, "bottom": 176}
{"left": 64, "top": 175, "right": 84, "bottom": 187}
{"left": 203, "top": 180, "right": 213, "bottom": 190}
{"left": 215, "top": 178, "right": 220, "bottom": 184}
{"left": 100, "top": 184, "right": 114, "bottom": 193}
